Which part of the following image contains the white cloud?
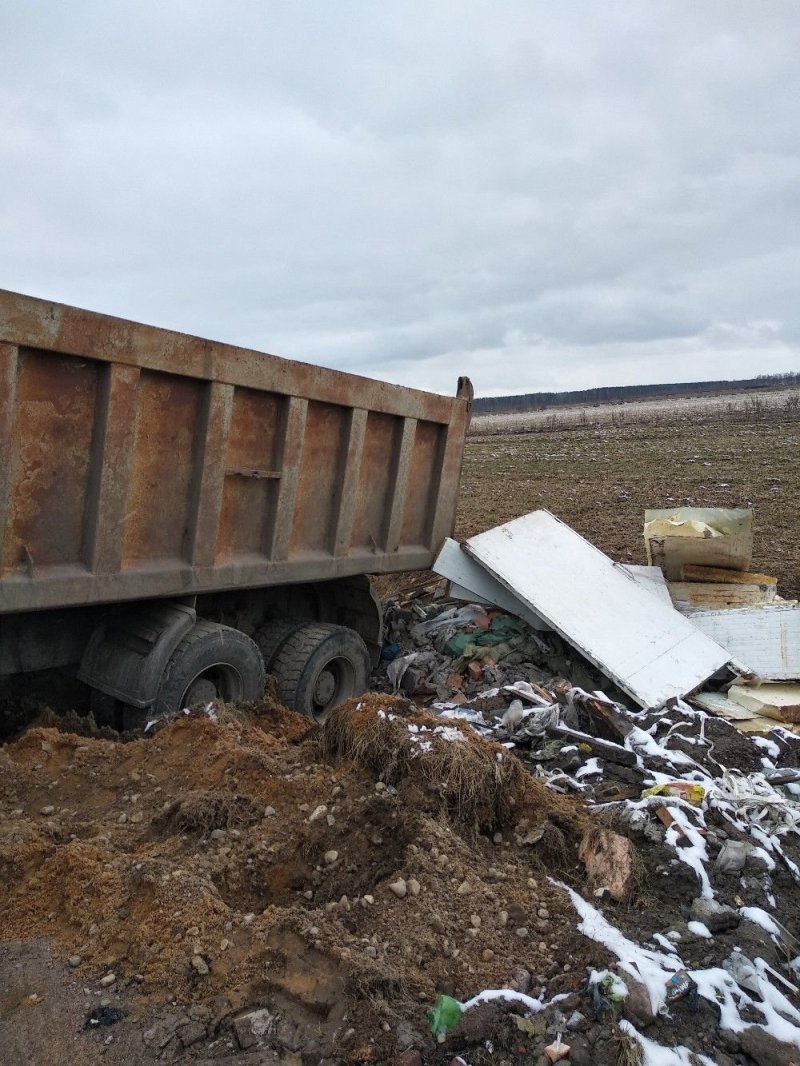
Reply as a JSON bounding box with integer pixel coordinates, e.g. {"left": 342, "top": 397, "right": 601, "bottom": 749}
{"left": 1, "top": 1, "right": 798, "bottom": 397}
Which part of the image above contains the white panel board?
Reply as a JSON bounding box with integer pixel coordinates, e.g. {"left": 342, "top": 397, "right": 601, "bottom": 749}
{"left": 464, "top": 511, "right": 731, "bottom": 709}
{"left": 620, "top": 564, "right": 673, "bottom": 606}
{"left": 433, "top": 538, "right": 551, "bottom": 631}
{"left": 682, "top": 605, "right": 800, "bottom": 681}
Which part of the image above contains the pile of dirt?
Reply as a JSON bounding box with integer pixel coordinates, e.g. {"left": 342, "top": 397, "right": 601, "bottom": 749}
{"left": 4, "top": 684, "right": 800, "bottom": 1065}
{"left": 0, "top": 694, "right": 610, "bottom": 1065}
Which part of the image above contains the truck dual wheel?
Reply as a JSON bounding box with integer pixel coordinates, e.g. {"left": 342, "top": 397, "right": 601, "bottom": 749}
{"left": 270, "top": 622, "right": 370, "bottom": 723}
{"left": 254, "top": 618, "right": 307, "bottom": 670}
{"left": 153, "top": 620, "right": 266, "bottom": 716}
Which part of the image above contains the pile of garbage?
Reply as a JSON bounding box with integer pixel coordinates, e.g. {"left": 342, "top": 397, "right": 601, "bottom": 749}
{"left": 368, "top": 578, "right": 800, "bottom": 1064}
{"left": 3, "top": 507, "right": 800, "bottom": 1066}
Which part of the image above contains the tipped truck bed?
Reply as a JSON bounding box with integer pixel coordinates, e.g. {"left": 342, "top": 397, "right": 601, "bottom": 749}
{"left": 0, "top": 290, "right": 472, "bottom": 616}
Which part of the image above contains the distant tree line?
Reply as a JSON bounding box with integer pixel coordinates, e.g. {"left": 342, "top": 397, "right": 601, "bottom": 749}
{"left": 473, "top": 371, "right": 800, "bottom": 415}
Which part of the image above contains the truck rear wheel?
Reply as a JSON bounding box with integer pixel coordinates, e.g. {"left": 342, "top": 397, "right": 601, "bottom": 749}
{"left": 153, "top": 621, "right": 266, "bottom": 716}
{"left": 254, "top": 618, "right": 307, "bottom": 671}
{"left": 271, "top": 623, "right": 370, "bottom": 722}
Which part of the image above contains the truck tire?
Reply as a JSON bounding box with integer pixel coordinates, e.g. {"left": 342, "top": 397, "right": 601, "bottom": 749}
{"left": 152, "top": 621, "right": 266, "bottom": 716}
{"left": 254, "top": 618, "right": 307, "bottom": 671}
{"left": 271, "top": 623, "right": 370, "bottom": 722}
{"left": 89, "top": 689, "right": 123, "bottom": 731}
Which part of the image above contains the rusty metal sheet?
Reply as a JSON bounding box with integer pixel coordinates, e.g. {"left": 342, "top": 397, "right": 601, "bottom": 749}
{"left": 4, "top": 349, "right": 100, "bottom": 572}
{"left": 0, "top": 290, "right": 472, "bottom": 616}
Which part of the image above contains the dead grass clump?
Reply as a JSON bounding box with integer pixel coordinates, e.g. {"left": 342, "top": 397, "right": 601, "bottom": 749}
{"left": 236, "top": 693, "right": 317, "bottom": 744}
{"left": 153, "top": 789, "right": 264, "bottom": 835}
{"left": 320, "top": 694, "right": 528, "bottom": 831}
{"left": 29, "top": 708, "right": 120, "bottom": 741}
{"left": 615, "top": 1029, "right": 644, "bottom": 1066}
{"left": 537, "top": 820, "right": 570, "bottom": 871}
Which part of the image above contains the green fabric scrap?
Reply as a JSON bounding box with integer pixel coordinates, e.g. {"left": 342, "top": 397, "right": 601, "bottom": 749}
{"left": 443, "top": 615, "right": 524, "bottom": 657}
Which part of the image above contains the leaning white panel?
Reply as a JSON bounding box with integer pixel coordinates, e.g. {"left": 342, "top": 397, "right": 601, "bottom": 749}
{"left": 464, "top": 511, "right": 732, "bottom": 708}
{"left": 433, "top": 538, "right": 551, "bottom": 631}
{"left": 619, "top": 564, "right": 673, "bottom": 606}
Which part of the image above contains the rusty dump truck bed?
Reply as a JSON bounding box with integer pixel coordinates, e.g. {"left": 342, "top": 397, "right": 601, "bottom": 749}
{"left": 0, "top": 290, "right": 472, "bottom": 615}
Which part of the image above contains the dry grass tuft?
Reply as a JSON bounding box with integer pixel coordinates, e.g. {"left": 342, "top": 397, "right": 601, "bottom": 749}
{"left": 538, "top": 820, "right": 570, "bottom": 871}
{"left": 153, "top": 789, "right": 263, "bottom": 835}
{"left": 321, "top": 694, "right": 532, "bottom": 832}
{"left": 616, "top": 1030, "right": 644, "bottom": 1066}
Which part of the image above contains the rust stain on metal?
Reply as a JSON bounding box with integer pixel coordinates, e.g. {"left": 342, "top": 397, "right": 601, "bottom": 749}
{"left": 5, "top": 350, "right": 99, "bottom": 572}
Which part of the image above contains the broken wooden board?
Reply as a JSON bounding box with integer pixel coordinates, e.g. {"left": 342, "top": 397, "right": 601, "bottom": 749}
{"left": 669, "top": 580, "right": 776, "bottom": 610}
{"left": 681, "top": 564, "right": 778, "bottom": 587}
{"left": 729, "top": 682, "right": 800, "bottom": 724}
{"left": 644, "top": 507, "right": 752, "bottom": 580}
{"left": 433, "top": 537, "right": 551, "bottom": 631}
{"left": 620, "top": 564, "right": 673, "bottom": 606}
{"left": 464, "top": 510, "right": 731, "bottom": 709}
{"left": 681, "top": 604, "right": 800, "bottom": 681}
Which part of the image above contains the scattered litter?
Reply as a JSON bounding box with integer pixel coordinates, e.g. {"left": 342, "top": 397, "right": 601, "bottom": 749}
{"left": 83, "top": 1006, "right": 125, "bottom": 1029}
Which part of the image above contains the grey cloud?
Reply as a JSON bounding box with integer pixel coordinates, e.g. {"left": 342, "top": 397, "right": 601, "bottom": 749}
{"left": 1, "top": 2, "right": 798, "bottom": 398}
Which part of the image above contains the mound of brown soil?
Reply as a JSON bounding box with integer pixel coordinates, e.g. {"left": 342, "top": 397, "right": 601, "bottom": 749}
{"left": 0, "top": 696, "right": 604, "bottom": 1063}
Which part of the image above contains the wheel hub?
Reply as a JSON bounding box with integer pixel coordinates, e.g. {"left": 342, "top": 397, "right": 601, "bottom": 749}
{"left": 313, "top": 668, "right": 336, "bottom": 706}
{"left": 182, "top": 677, "right": 218, "bottom": 708}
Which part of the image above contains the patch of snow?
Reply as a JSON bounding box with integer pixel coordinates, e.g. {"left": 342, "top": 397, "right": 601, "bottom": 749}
{"left": 663, "top": 804, "right": 713, "bottom": 898}
{"left": 619, "top": 1020, "right": 717, "bottom": 1066}
{"left": 575, "top": 757, "right": 603, "bottom": 780}
{"left": 687, "top": 921, "right": 712, "bottom": 938}
{"left": 651, "top": 933, "right": 677, "bottom": 952}
{"left": 434, "top": 725, "right": 466, "bottom": 743}
{"left": 625, "top": 725, "right": 696, "bottom": 769}
{"left": 753, "top": 736, "right": 780, "bottom": 760}
{"left": 460, "top": 987, "right": 568, "bottom": 1013}
{"left": 740, "top": 906, "right": 781, "bottom": 937}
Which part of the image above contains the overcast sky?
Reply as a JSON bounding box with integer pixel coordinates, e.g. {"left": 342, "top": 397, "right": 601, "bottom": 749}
{"left": 2, "top": 3, "right": 798, "bottom": 397}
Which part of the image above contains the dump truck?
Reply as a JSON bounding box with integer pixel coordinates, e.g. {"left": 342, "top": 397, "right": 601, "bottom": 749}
{"left": 0, "top": 290, "right": 472, "bottom": 727}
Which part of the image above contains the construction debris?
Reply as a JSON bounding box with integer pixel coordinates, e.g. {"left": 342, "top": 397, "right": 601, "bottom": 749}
{"left": 435, "top": 510, "right": 732, "bottom": 709}
{"left": 686, "top": 604, "right": 800, "bottom": 681}
{"left": 644, "top": 507, "right": 754, "bottom": 578}
{"left": 3, "top": 505, "right": 800, "bottom": 1066}
{"left": 728, "top": 681, "right": 800, "bottom": 724}
{"left": 668, "top": 579, "right": 777, "bottom": 609}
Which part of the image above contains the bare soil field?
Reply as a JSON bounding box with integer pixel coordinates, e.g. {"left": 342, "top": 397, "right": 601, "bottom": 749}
{"left": 459, "top": 403, "right": 800, "bottom": 600}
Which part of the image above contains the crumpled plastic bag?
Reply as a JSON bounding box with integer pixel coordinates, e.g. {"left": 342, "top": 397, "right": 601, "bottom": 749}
{"left": 511, "top": 704, "right": 561, "bottom": 740}
{"left": 426, "top": 994, "right": 463, "bottom": 1036}
{"left": 641, "top": 781, "right": 706, "bottom": 807}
